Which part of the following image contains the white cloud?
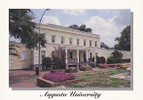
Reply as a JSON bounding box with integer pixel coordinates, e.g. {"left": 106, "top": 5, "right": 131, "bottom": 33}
{"left": 85, "top": 16, "right": 125, "bottom": 47}
{"left": 63, "top": 10, "right": 86, "bottom": 16}
{"left": 41, "top": 16, "right": 61, "bottom": 25}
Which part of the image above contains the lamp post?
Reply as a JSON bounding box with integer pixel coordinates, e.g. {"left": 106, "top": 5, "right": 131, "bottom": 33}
{"left": 37, "top": 9, "right": 48, "bottom": 74}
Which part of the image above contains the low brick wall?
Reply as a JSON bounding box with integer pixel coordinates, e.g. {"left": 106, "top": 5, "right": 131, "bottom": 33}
{"left": 37, "top": 77, "right": 56, "bottom": 87}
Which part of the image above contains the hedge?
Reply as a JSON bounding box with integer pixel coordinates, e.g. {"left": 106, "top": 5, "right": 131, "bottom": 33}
{"left": 107, "top": 57, "right": 130, "bottom": 64}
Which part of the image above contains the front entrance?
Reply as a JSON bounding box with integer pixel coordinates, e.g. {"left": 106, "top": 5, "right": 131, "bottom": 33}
{"left": 66, "top": 49, "right": 87, "bottom": 65}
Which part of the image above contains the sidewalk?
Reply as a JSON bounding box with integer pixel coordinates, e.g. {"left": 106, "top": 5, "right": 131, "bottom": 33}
{"left": 9, "top": 70, "right": 38, "bottom": 88}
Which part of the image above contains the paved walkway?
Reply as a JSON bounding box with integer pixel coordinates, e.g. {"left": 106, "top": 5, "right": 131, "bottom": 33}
{"left": 9, "top": 70, "right": 38, "bottom": 88}
{"left": 110, "top": 72, "right": 130, "bottom": 80}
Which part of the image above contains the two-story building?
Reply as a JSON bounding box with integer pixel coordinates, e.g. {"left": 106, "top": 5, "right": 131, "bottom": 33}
{"left": 9, "top": 24, "right": 100, "bottom": 70}
{"left": 33, "top": 24, "right": 100, "bottom": 70}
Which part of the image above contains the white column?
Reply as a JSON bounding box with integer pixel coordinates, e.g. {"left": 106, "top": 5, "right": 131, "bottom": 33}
{"left": 86, "top": 49, "right": 88, "bottom": 63}
{"left": 65, "top": 48, "right": 68, "bottom": 69}
{"left": 33, "top": 49, "right": 38, "bottom": 65}
{"left": 77, "top": 49, "right": 79, "bottom": 71}
{"left": 33, "top": 49, "right": 39, "bottom": 70}
{"left": 94, "top": 52, "right": 97, "bottom": 65}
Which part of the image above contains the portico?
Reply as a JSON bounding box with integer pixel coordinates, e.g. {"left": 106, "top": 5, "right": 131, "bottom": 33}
{"left": 64, "top": 46, "right": 96, "bottom": 70}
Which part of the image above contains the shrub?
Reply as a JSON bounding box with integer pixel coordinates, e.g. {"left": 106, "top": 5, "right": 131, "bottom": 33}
{"left": 96, "top": 56, "right": 106, "bottom": 64}
{"left": 112, "top": 50, "right": 123, "bottom": 59}
{"left": 88, "top": 57, "right": 94, "bottom": 62}
{"left": 98, "top": 64, "right": 110, "bottom": 68}
{"left": 120, "top": 59, "right": 130, "bottom": 63}
{"left": 107, "top": 56, "right": 113, "bottom": 64}
{"left": 98, "top": 64, "right": 119, "bottom": 68}
{"left": 80, "top": 65, "right": 92, "bottom": 71}
{"left": 42, "top": 57, "right": 52, "bottom": 70}
{"left": 107, "top": 56, "right": 130, "bottom": 64}
{"left": 88, "top": 62, "right": 96, "bottom": 68}
{"left": 100, "top": 57, "right": 106, "bottom": 64}
{"left": 65, "top": 67, "right": 77, "bottom": 73}
{"left": 107, "top": 50, "right": 124, "bottom": 64}
{"left": 52, "top": 57, "right": 66, "bottom": 69}
{"left": 43, "top": 72, "right": 75, "bottom": 82}
{"left": 107, "top": 57, "right": 121, "bottom": 64}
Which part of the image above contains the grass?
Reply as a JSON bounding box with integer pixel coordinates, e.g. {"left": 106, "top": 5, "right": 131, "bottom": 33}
{"left": 70, "top": 82, "right": 84, "bottom": 87}
{"left": 68, "top": 68, "right": 130, "bottom": 88}
{"left": 76, "top": 73, "right": 96, "bottom": 81}
{"left": 106, "top": 68, "right": 126, "bottom": 75}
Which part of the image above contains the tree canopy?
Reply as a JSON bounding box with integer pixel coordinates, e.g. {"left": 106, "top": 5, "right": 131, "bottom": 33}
{"left": 69, "top": 24, "right": 92, "bottom": 33}
{"left": 114, "top": 25, "right": 130, "bottom": 51}
{"left": 9, "top": 9, "right": 46, "bottom": 49}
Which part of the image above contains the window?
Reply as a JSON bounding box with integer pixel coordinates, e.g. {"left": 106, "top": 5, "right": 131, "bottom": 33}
{"left": 83, "top": 39, "right": 86, "bottom": 46}
{"left": 51, "top": 35, "right": 56, "bottom": 43}
{"left": 22, "top": 50, "right": 27, "bottom": 60}
{"left": 90, "top": 53, "right": 92, "bottom": 58}
{"left": 61, "top": 36, "right": 64, "bottom": 44}
{"left": 89, "top": 40, "right": 92, "bottom": 47}
{"left": 69, "top": 52, "right": 73, "bottom": 59}
{"left": 95, "top": 41, "right": 97, "bottom": 47}
{"left": 41, "top": 50, "right": 46, "bottom": 60}
{"left": 9, "top": 56, "right": 13, "bottom": 68}
{"left": 52, "top": 50, "right": 56, "bottom": 58}
{"left": 69, "top": 38, "right": 72, "bottom": 45}
{"left": 77, "top": 39, "right": 80, "bottom": 46}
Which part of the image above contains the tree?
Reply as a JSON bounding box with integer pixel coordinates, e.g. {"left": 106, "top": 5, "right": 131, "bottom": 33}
{"left": 107, "top": 50, "right": 123, "bottom": 64}
{"left": 112, "top": 50, "right": 123, "bottom": 59}
{"left": 100, "top": 42, "right": 110, "bottom": 49}
{"left": 69, "top": 24, "right": 92, "bottom": 33}
{"left": 9, "top": 9, "right": 46, "bottom": 49}
{"left": 96, "top": 55, "right": 105, "bottom": 64}
{"left": 69, "top": 24, "right": 79, "bottom": 30}
{"left": 85, "top": 28, "right": 92, "bottom": 32}
{"left": 114, "top": 25, "right": 130, "bottom": 51}
{"left": 79, "top": 24, "right": 86, "bottom": 31}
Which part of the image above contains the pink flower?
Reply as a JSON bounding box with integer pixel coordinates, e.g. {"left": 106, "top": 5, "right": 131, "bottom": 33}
{"left": 43, "top": 72, "right": 75, "bottom": 82}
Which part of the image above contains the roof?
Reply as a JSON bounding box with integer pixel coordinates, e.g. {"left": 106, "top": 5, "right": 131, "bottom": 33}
{"left": 36, "top": 23, "right": 100, "bottom": 39}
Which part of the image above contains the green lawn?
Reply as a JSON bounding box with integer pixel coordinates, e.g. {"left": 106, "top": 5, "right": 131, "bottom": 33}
{"left": 68, "top": 68, "right": 130, "bottom": 88}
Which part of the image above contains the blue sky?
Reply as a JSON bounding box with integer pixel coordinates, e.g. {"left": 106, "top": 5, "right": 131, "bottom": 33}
{"left": 32, "top": 9, "right": 131, "bottom": 47}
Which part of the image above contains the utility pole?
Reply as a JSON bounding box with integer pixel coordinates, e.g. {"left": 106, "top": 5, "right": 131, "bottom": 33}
{"left": 37, "top": 9, "right": 48, "bottom": 75}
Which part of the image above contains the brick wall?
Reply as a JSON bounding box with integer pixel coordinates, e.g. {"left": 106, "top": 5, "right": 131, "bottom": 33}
{"left": 9, "top": 43, "right": 33, "bottom": 70}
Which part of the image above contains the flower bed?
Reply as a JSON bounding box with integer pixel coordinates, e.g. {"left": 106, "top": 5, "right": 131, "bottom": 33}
{"left": 43, "top": 72, "right": 75, "bottom": 82}
{"left": 98, "top": 64, "right": 119, "bottom": 68}
{"left": 80, "top": 65, "right": 92, "bottom": 71}
{"left": 120, "top": 64, "right": 130, "bottom": 68}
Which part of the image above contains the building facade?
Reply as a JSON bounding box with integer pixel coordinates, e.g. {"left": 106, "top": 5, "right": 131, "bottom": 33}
{"left": 33, "top": 24, "right": 100, "bottom": 70}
